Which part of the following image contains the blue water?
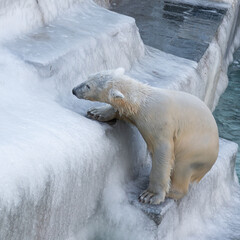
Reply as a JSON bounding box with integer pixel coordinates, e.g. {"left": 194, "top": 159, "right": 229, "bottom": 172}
{"left": 213, "top": 48, "right": 240, "bottom": 180}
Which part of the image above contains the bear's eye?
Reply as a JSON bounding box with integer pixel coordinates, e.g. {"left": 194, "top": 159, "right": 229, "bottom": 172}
{"left": 86, "top": 84, "right": 90, "bottom": 90}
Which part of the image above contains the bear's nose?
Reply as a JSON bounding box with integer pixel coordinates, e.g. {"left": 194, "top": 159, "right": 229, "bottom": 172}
{"left": 72, "top": 88, "right": 76, "bottom": 96}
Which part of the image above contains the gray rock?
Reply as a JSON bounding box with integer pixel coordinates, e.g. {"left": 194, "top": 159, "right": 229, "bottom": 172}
{"left": 126, "top": 176, "right": 175, "bottom": 225}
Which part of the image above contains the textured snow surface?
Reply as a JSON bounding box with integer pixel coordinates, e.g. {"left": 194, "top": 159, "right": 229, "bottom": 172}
{"left": 75, "top": 139, "right": 240, "bottom": 240}
{"left": 0, "top": 48, "right": 135, "bottom": 240}
{"left": 0, "top": 0, "right": 109, "bottom": 40}
{"left": 0, "top": 0, "right": 240, "bottom": 239}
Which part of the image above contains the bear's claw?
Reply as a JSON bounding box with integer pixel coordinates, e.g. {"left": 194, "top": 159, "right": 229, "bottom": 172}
{"left": 87, "top": 105, "right": 117, "bottom": 122}
{"left": 87, "top": 108, "right": 102, "bottom": 120}
{"left": 139, "top": 190, "right": 165, "bottom": 205}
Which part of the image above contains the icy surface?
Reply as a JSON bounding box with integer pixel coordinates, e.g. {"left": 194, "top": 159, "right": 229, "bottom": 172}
{"left": 5, "top": 2, "right": 142, "bottom": 66}
{"left": 214, "top": 48, "right": 240, "bottom": 179}
{"left": 0, "top": 0, "right": 240, "bottom": 239}
{"left": 0, "top": 0, "right": 109, "bottom": 40}
{"left": 0, "top": 0, "right": 43, "bottom": 40}
{"left": 198, "top": 0, "right": 240, "bottom": 110}
{"left": 73, "top": 139, "right": 240, "bottom": 240}
{"left": 0, "top": 48, "right": 138, "bottom": 240}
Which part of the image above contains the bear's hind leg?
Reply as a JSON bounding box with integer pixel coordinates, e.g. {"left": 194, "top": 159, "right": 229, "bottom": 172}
{"left": 87, "top": 105, "right": 117, "bottom": 122}
{"left": 167, "top": 164, "right": 192, "bottom": 200}
{"left": 139, "top": 141, "right": 174, "bottom": 205}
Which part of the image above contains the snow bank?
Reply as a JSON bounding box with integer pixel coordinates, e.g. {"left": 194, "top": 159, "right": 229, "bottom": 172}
{"left": 0, "top": 48, "right": 129, "bottom": 239}
{"left": 73, "top": 139, "right": 240, "bottom": 240}
{"left": 0, "top": 0, "right": 43, "bottom": 40}
{"left": 0, "top": 0, "right": 109, "bottom": 40}
{"left": 0, "top": 2, "right": 145, "bottom": 239}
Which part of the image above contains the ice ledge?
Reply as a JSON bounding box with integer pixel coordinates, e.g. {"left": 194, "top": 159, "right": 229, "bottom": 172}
{"left": 5, "top": 2, "right": 140, "bottom": 66}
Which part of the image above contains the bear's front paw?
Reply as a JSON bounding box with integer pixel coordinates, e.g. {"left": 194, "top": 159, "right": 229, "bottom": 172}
{"left": 87, "top": 106, "right": 116, "bottom": 122}
{"left": 138, "top": 189, "right": 165, "bottom": 205}
{"left": 87, "top": 107, "right": 104, "bottom": 121}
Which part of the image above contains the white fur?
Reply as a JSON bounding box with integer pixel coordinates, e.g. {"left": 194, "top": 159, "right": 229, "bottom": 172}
{"left": 73, "top": 69, "right": 219, "bottom": 205}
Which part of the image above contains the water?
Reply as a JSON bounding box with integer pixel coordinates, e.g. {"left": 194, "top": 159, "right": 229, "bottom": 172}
{"left": 214, "top": 48, "right": 240, "bottom": 180}
{"left": 110, "top": 0, "right": 227, "bottom": 62}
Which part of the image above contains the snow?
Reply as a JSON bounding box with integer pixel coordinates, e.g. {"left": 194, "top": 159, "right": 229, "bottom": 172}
{"left": 0, "top": 40, "right": 141, "bottom": 238}
{"left": 0, "top": 0, "right": 43, "bottom": 40}
{"left": 74, "top": 139, "right": 240, "bottom": 240}
{"left": 0, "top": 0, "right": 109, "bottom": 40}
{"left": 0, "top": 0, "right": 239, "bottom": 239}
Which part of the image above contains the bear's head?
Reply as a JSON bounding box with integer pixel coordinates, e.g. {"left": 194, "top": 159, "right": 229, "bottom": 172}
{"left": 73, "top": 68, "right": 148, "bottom": 116}
{"left": 72, "top": 68, "right": 126, "bottom": 103}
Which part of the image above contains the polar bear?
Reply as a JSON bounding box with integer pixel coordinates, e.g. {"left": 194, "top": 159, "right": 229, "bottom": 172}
{"left": 72, "top": 68, "right": 219, "bottom": 205}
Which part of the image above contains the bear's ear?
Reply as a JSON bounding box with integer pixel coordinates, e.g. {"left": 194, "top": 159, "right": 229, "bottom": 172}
{"left": 113, "top": 67, "right": 125, "bottom": 77}
{"left": 109, "top": 88, "right": 125, "bottom": 100}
